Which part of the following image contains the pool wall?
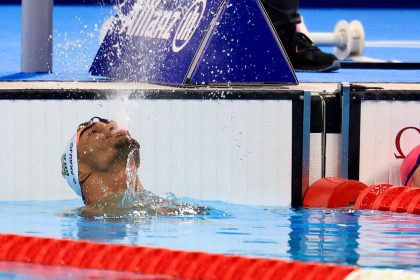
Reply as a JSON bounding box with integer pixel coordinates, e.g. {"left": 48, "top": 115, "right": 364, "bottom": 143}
{"left": 295, "top": 84, "right": 420, "bottom": 189}
{"left": 0, "top": 82, "right": 419, "bottom": 206}
{"left": 0, "top": 84, "right": 308, "bottom": 206}
{"left": 309, "top": 92, "right": 342, "bottom": 185}
{"left": 306, "top": 84, "right": 420, "bottom": 187}
{"left": 350, "top": 90, "right": 420, "bottom": 185}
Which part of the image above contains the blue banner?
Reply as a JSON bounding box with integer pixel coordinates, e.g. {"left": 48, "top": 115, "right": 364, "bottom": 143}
{"left": 189, "top": 0, "right": 296, "bottom": 84}
{"left": 90, "top": 0, "right": 297, "bottom": 85}
{"left": 91, "top": 0, "right": 223, "bottom": 85}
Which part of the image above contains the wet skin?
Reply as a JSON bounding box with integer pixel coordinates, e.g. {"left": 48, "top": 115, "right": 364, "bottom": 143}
{"left": 76, "top": 121, "right": 208, "bottom": 217}
{"left": 77, "top": 121, "right": 142, "bottom": 206}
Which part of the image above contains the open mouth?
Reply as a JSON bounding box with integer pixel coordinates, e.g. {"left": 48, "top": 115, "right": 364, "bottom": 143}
{"left": 111, "top": 128, "right": 129, "bottom": 137}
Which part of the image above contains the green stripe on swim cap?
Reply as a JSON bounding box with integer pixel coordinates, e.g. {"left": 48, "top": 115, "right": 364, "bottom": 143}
{"left": 62, "top": 133, "right": 82, "bottom": 197}
{"left": 61, "top": 153, "right": 69, "bottom": 176}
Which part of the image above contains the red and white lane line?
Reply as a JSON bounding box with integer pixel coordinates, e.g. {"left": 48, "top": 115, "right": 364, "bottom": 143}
{"left": 0, "top": 234, "right": 419, "bottom": 280}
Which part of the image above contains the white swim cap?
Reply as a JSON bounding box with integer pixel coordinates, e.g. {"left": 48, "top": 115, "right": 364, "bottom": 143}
{"left": 61, "top": 133, "right": 82, "bottom": 197}
{"left": 61, "top": 117, "right": 111, "bottom": 198}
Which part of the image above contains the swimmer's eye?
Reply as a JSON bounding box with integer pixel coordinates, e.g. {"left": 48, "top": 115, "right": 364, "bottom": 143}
{"left": 77, "top": 116, "right": 111, "bottom": 136}
{"left": 88, "top": 130, "right": 99, "bottom": 136}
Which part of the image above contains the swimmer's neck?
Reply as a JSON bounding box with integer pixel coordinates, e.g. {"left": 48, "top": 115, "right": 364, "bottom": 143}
{"left": 81, "top": 164, "right": 142, "bottom": 206}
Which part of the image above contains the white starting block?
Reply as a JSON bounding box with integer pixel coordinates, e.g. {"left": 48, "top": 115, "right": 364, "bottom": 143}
{"left": 299, "top": 18, "right": 365, "bottom": 60}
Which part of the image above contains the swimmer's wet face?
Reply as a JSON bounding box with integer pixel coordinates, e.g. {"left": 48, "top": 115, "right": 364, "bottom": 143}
{"left": 77, "top": 117, "right": 139, "bottom": 172}
{"left": 63, "top": 117, "right": 208, "bottom": 217}
{"left": 64, "top": 117, "right": 142, "bottom": 205}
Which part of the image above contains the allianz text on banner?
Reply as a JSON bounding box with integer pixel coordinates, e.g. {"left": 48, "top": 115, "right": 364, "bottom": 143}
{"left": 90, "top": 0, "right": 297, "bottom": 85}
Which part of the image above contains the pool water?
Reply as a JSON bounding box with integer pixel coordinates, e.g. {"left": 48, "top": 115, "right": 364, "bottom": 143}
{"left": 0, "top": 198, "right": 419, "bottom": 272}
{"left": 0, "top": 261, "right": 174, "bottom": 279}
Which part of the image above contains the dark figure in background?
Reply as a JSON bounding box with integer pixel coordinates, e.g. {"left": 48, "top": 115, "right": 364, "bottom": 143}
{"left": 262, "top": 0, "right": 341, "bottom": 72}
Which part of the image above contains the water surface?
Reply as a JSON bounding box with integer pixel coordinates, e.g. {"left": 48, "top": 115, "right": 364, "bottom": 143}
{"left": 0, "top": 199, "right": 419, "bottom": 272}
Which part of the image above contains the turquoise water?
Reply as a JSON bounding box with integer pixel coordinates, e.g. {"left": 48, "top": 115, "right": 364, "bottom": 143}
{"left": 0, "top": 199, "right": 419, "bottom": 272}
{"left": 0, "top": 262, "right": 172, "bottom": 279}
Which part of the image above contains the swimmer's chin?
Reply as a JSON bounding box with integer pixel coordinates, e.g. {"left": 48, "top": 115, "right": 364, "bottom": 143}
{"left": 111, "top": 134, "right": 139, "bottom": 149}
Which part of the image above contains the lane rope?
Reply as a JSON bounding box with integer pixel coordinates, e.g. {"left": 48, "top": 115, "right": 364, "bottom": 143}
{"left": 0, "top": 234, "right": 356, "bottom": 280}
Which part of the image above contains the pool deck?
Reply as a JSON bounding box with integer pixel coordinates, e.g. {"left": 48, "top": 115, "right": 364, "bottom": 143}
{"left": 0, "top": 81, "right": 419, "bottom": 94}
{"left": 1, "top": 6, "right": 420, "bottom": 85}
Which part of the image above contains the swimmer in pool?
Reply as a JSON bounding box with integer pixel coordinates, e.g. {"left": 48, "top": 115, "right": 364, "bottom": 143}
{"left": 400, "top": 144, "right": 420, "bottom": 188}
{"left": 61, "top": 117, "right": 207, "bottom": 217}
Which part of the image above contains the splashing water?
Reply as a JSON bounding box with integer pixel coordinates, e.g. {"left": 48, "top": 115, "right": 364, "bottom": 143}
{"left": 82, "top": 188, "right": 211, "bottom": 221}
{"left": 106, "top": 90, "right": 132, "bottom": 130}
{"left": 53, "top": 5, "right": 117, "bottom": 79}
{"left": 124, "top": 148, "right": 138, "bottom": 201}
{"left": 80, "top": 139, "right": 211, "bottom": 220}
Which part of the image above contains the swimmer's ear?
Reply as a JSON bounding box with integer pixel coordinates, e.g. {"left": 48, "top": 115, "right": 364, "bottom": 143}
{"left": 78, "top": 162, "right": 92, "bottom": 185}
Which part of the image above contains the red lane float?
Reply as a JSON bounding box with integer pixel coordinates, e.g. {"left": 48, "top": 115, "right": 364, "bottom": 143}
{"left": 407, "top": 193, "right": 420, "bottom": 215}
{"left": 354, "top": 184, "right": 393, "bottom": 210}
{"left": 390, "top": 188, "right": 420, "bottom": 213}
{"left": 303, "top": 177, "right": 368, "bottom": 208}
{"left": 371, "top": 186, "right": 407, "bottom": 211}
{"left": 304, "top": 178, "right": 419, "bottom": 215}
{"left": 0, "top": 234, "right": 356, "bottom": 280}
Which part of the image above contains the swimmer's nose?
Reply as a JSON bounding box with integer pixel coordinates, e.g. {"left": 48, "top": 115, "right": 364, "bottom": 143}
{"left": 106, "top": 121, "right": 129, "bottom": 137}
{"left": 105, "top": 122, "right": 118, "bottom": 136}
